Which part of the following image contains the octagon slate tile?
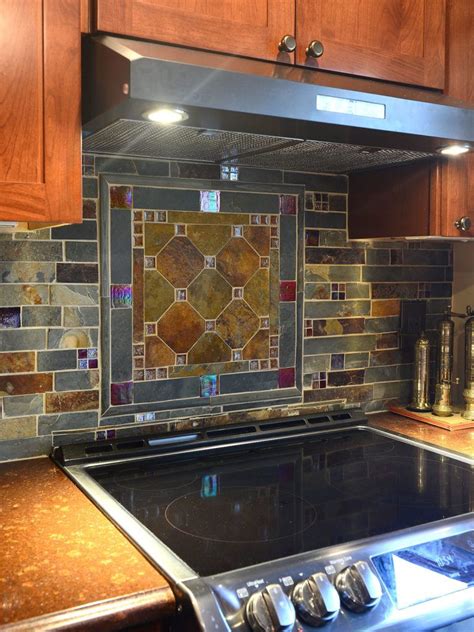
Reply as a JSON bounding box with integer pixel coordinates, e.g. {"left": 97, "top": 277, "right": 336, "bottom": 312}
{"left": 188, "top": 269, "right": 233, "bottom": 319}
{"left": 158, "top": 303, "right": 204, "bottom": 353}
{"left": 243, "top": 329, "right": 270, "bottom": 360}
{"left": 243, "top": 226, "right": 270, "bottom": 256}
{"left": 188, "top": 333, "right": 231, "bottom": 364}
{"left": 144, "top": 271, "right": 174, "bottom": 322}
{"left": 244, "top": 269, "right": 270, "bottom": 316}
{"left": 216, "top": 238, "right": 260, "bottom": 287}
{"left": 187, "top": 224, "right": 231, "bottom": 255}
{"left": 144, "top": 224, "right": 175, "bottom": 256}
{"left": 145, "top": 337, "right": 175, "bottom": 368}
{"left": 216, "top": 300, "right": 259, "bottom": 349}
{"left": 156, "top": 237, "right": 204, "bottom": 287}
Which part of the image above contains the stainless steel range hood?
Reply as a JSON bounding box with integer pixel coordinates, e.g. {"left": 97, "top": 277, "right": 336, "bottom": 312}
{"left": 83, "top": 36, "right": 474, "bottom": 174}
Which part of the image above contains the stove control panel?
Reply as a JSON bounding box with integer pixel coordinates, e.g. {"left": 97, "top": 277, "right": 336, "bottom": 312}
{"left": 206, "top": 525, "right": 474, "bottom": 631}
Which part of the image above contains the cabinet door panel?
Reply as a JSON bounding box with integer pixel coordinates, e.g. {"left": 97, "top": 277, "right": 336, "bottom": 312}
{"left": 0, "top": 0, "right": 81, "bottom": 223}
{"left": 296, "top": 0, "right": 445, "bottom": 88}
{"left": 96, "top": 0, "right": 295, "bottom": 62}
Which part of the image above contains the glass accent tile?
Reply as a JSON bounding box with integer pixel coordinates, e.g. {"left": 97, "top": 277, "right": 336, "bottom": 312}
{"left": 205, "top": 320, "right": 216, "bottom": 332}
{"left": 106, "top": 429, "right": 116, "bottom": 440}
{"left": 221, "top": 165, "right": 239, "bottom": 180}
{"left": 200, "top": 374, "right": 218, "bottom": 397}
{"left": 280, "top": 281, "right": 296, "bottom": 302}
{"left": 157, "top": 368, "right": 167, "bottom": 379}
{"left": 78, "top": 358, "right": 88, "bottom": 369}
{"left": 205, "top": 256, "right": 216, "bottom": 268}
{"left": 134, "top": 357, "right": 144, "bottom": 369}
{"left": 233, "top": 225, "right": 243, "bottom": 237}
{"left": 271, "top": 226, "right": 279, "bottom": 237}
{"left": 233, "top": 288, "right": 243, "bottom": 299}
{"left": 145, "top": 412, "right": 156, "bottom": 421}
{"left": 270, "top": 335, "right": 279, "bottom": 347}
{"left": 134, "top": 210, "right": 144, "bottom": 221}
{"left": 250, "top": 360, "right": 259, "bottom": 371}
{"left": 111, "top": 285, "right": 132, "bottom": 308}
{"left": 271, "top": 238, "right": 279, "bottom": 249}
{"left": 176, "top": 354, "right": 187, "bottom": 365}
{"left": 261, "top": 317, "right": 270, "bottom": 329}
{"left": 134, "top": 369, "right": 144, "bottom": 381}
{"left": 278, "top": 367, "right": 295, "bottom": 388}
{"left": 146, "top": 323, "right": 157, "bottom": 335}
{"left": 261, "top": 215, "right": 270, "bottom": 225}
{"left": 312, "top": 372, "right": 327, "bottom": 389}
{"left": 144, "top": 256, "right": 155, "bottom": 269}
{"left": 134, "top": 235, "right": 143, "bottom": 247}
{"left": 176, "top": 289, "right": 187, "bottom": 301}
{"left": 0, "top": 307, "right": 21, "bottom": 329}
{"left": 279, "top": 194, "right": 297, "bottom": 215}
{"left": 270, "top": 347, "right": 278, "bottom": 358}
{"left": 87, "top": 348, "right": 97, "bottom": 359}
{"left": 200, "top": 190, "right": 220, "bottom": 212}
{"left": 134, "top": 222, "right": 143, "bottom": 235}
{"left": 251, "top": 215, "right": 260, "bottom": 225}
{"left": 175, "top": 224, "right": 186, "bottom": 235}
{"left": 111, "top": 382, "right": 133, "bottom": 405}
{"left": 260, "top": 360, "right": 269, "bottom": 369}
{"left": 418, "top": 282, "right": 431, "bottom": 299}
{"left": 305, "top": 229, "right": 319, "bottom": 246}
{"left": 96, "top": 430, "right": 106, "bottom": 441}
{"left": 144, "top": 211, "right": 155, "bottom": 222}
{"left": 78, "top": 349, "right": 88, "bottom": 359}
{"left": 110, "top": 185, "right": 132, "bottom": 209}
{"left": 260, "top": 257, "right": 269, "bottom": 268}
{"left": 88, "top": 358, "right": 98, "bottom": 369}
{"left": 270, "top": 216, "right": 278, "bottom": 225}
{"left": 331, "top": 283, "right": 346, "bottom": 300}
{"left": 232, "top": 350, "right": 242, "bottom": 361}
{"left": 156, "top": 211, "right": 167, "bottom": 222}
{"left": 331, "top": 353, "right": 345, "bottom": 370}
{"left": 314, "top": 193, "right": 329, "bottom": 211}
{"left": 145, "top": 369, "right": 156, "bottom": 380}
{"left": 270, "top": 359, "right": 278, "bottom": 369}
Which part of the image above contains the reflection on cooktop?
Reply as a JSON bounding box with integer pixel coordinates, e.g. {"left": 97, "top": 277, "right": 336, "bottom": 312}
{"left": 90, "top": 428, "right": 474, "bottom": 577}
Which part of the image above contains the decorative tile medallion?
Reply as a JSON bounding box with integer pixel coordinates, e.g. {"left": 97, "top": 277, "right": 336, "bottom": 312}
{"left": 101, "top": 177, "right": 302, "bottom": 416}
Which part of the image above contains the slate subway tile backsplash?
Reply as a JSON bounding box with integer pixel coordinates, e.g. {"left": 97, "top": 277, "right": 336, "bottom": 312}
{"left": 0, "top": 154, "right": 453, "bottom": 460}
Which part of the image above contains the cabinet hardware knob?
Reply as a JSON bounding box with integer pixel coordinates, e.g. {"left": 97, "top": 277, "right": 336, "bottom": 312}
{"left": 454, "top": 216, "right": 472, "bottom": 232}
{"left": 278, "top": 34, "right": 297, "bottom": 53}
{"left": 306, "top": 40, "right": 324, "bottom": 58}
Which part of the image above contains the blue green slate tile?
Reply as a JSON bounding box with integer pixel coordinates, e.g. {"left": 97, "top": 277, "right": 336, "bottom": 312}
{"left": 63, "top": 306, "right": 99, "bottom": 327}
{"left": 111, "top": 308, "right": 132, "bottom": 383}
{"left": 38, "top": 411, "right": 99, "bottom": 434}
{"left": 0, "top": 329, "right": 45, "bottom": 351}
{"left": 22, "top": 306, "right": 61, "bottom": 327}
{"left": 0, "top": 241, "right": 62, "bottom": 261}
{"left": 133, "top": 187, "right": 199, "bottom": 210}
{"left": 284, "top": 172, "right": 347, "bottom": 193}
{"left": 279, "top": 215, "right": 297, "bottom": 279}
{"left": 219, "top": 191, "right": 279, "bottom": 213}
{"left": 134, "top": 159, "right": 170, "bottom": 176}
{"left": 305, "top": 212, "right": 346, "bottom": 229}
{"left": 54, "top": 370, "right": 99, "bottom": 392}
{"left": 50, "top": 284, "right": 99, "bottom": 306}
{"left": 51, "top": 220, "right": 97, "bottom": 241}
{"left": 111, "top": 210, "right": 132, "bottom": 284}
{"left": 0, "top": 262, "right": 55, "bottom": 283}
{"left": 305, "top": 335, "right": 376, "bottom": 355}
{"left": 65, "top": 242, "right": 98, "bottom": 262}
{"left": 3, "top": 394, "right": 43, "bottom": 417}
{"left": 219, "top": 370, "right": 278, "bottom": 394}
{"left": 0, "top": 436, "right": 52, "bottom": 461}
{"left": 37, "top": 349, "right": 78, "bottom": 371}
{"left": 82, "top": 177, "right": 98, "bottom": 198}
{"left": 134, "top": 378, "right": 201, "bottom": 403}
{"left": 279, "top": 303, "right": 296, "bottom": 367}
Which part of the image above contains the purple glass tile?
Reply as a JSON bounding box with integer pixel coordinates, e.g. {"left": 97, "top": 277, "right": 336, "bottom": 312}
{"left": 106, "top": 429, "right": 117, "bottom": 440}
{"left": 279, "top": 194, "right": 297, "bottom": 215}
{"left": 88, "top": 358, "right": 98, "bottom": 369}
{"left": 0, "top": 307, "right": 21, "bottom": 329}
{"left": 280, "top": 281, "right": 296, "bottom": 302}
{"left": 110, "top": 185, "right": 132, "bottom": 209}
{"left": 200, "top": 374, "right": 218, "bottom": 397}
{"left": 278, "top": 367, "right": 295, "bottom": 388}
{"left": 331, "top": 353, "right": 344, "bottom": 370}
{"left": 78, "top": 349, "right": 88, "bottom": 359}
{"left": 111, "top": 382, "right": 133, "bottom": 406}
{"left": 305, "top": 230, "right": 319, "bottom": 247}
{"left": 96, "top": 430, "right": 106, "bottom": 441}
{"left": 111, "top": 285, "right": 132, "bottom": 308}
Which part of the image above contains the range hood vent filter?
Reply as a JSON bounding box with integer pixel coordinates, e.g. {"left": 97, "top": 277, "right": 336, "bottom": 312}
{"left": 83, "top": 119, "right": 436, "bottom": 174}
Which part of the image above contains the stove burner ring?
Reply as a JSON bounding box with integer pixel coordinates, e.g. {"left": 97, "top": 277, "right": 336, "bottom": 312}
{"left": 164, "top": 486, "right": 318, "bottom": 544}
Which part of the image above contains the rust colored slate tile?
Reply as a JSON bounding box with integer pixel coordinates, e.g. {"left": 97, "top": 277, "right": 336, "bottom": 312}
{"left": 371, "top": 283, "right": 418, "bottom": 299}
{"left": 56, "top": 264, "right": 98, "bottom": 284}
{"left": 328, "top": 370, "right": 364, "bottom": 387}
{"left": 45, "top": 390, "right": 99, "bottom": 413}
{"left": 110, "top": 185, "right": 132, "bottom": 209}
{"left": 169, "top": 360, "right": 248, "bottom": 378}
{"left": 156, "top": 237, "right": 204, "bottom": 287}
{"left": 0, "top": 373, "right": 52, "bottom": 396}
{"left": 269, "top": 250, "right": 279, "bottom": 334}
{"left": 216, "top": 300, "right": 259, "bottom": 349}
{"left": 82, "top": 199, "right": 97, "bottom": 219}
{"left": 376, "top": 332, "right": 399, "bottom": 349}
{"left": 168, "top": 211, "right": 249, "bottom": 225}
{"left": 144, "top": 270, "right": 174, "bottom": 322}
{"left": 144, "top": 223, "right": 175, "bottom": 256}
{"left": 312, "top": 318, "right": 365, "bottom": 336}
{"left": 372, "top": 299, "right": 401, "bottom": 317}
{"left": 244, "top": 269, "right": 270, "bottom": 316}
{"left": 243, "top": 330, "right": 269, "bottom": 360}
{"left": 188, "top": 333, "right": 231, "bottom": 364}
{"left": 133, "top": 249, "right": 144, "bottom": 343}
{"left": 243, "top": 226, "right": 270, "bottom": 256}
{"left": 216, "top": 238, "right": 260, "bottom": 287}
{"left": 304, "top": 384, "right": 373, "bottom": 404}
{"left": 145, "top": 337, "right": 175, "bottom": 368}
{"left": 158, "top": 303, "right": 204, "bottom": 353}
{"left": 187, "top": 224, "right": 231, "bottom": 255}
{"left": 306, "top": 247, "right": 365, "bottom": 265}
{"left": 188, "top": 269, "right": 232, "bottom": 319}
{"left": 0, "top": 351, "right": 35, "bottom": 374}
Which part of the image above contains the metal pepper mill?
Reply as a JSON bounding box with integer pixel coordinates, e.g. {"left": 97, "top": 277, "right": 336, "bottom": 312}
{"left": 432, "top": 311, "right": 455, "bottom": 417}
{"left": 462, "top": 306, "right": 474, "bottom": 420}
{"left": 408, "top": 332, "right": 431, "bottom": 412}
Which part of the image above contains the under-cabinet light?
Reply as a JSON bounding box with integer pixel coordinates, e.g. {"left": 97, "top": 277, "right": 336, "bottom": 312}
{"left": 439, "top": 144, "right": 470, "bottom": 156}
{"left": 144, "top": 107, "right": 188, "bottom": 124}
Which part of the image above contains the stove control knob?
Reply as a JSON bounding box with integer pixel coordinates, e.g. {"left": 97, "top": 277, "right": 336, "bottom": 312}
{"left": 335, "top": 561, "right": 382, "bottom": 613}
{"left": 292, "top": 572, "right": 340, "bottom": 626}
{"left": 246, "top": 584, "right": 296, "bottom": 632}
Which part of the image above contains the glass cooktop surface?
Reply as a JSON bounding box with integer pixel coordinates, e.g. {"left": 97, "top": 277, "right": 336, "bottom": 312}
{"left": 89, "top": 428, "right": 473, "bottom": 577}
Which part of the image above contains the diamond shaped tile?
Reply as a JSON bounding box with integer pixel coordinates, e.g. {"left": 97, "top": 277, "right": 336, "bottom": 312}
{"left": 188, "top": 269, "right": 232, "bottom": 319}
{"left": 144, "top": 223, "right": 175, "bottom": 256}
{"left": 243, "top": 226, "right": 270, "bottom": 256}
{"left": 156, "top": 236, "right": 204, "bottom": 287}
{"left": 216, "top": 300, "right": 259, "bottom": 349}
{"left": 145, "top": 337, "right": 175, "bottom": 368}
{"left": 216, "top": 238, "right": 260, "bottom": 287}
{"left": 158, "top": 302, "right": 204, "bottom": 353}
{"left": 144, "top": 271, "right": 174, "bottom": 322}
{"left": 244, "top": 269, "right": 270, "bottom": 316}
{"left": 188, "top": 333, "right": 231, "bottom": 364}
{"left": 243, "top": 329, "right": 270, "bottom": 360}
{"left": 187, "top": 224, "right": 231, "bottom": 255}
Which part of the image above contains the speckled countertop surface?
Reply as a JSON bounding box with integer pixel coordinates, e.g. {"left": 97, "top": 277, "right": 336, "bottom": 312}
{"left": 369, "top": 412, "right": 474, "bottom": 459}
{"left": 0, "top": 457, "right": 175, "bottom": 629}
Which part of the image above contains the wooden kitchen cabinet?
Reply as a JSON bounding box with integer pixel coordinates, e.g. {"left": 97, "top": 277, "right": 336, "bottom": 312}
{"left": 296, "top": 0, "right": 446, "bottom": 89}
{"left": 0, "top": 0, "right": 82, "bottom": 223}
{"left": 95, "top": 0, "right": 295, "bottom": 63}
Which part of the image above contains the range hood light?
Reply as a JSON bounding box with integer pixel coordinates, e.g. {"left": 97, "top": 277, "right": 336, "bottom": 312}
{"left": 145, "top": 107, "right": 188, "bottom": 124}
{"left": 439, "top": 144, "right": 470, "bottom": 156}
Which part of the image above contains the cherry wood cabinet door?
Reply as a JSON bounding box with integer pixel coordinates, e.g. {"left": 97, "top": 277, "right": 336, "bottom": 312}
{"left": 296, "top": 0, "right": 446, "bottom": 88}
{"left": 0, "top": 0, "right": 82, "bottom": 223}
{"left": 95, "top": 0, "right": 295, "bottom": 62}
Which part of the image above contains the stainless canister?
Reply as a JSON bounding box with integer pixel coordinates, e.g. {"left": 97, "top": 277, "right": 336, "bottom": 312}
{"left": 408, "top": 332, "right": 431, "bottom": 412}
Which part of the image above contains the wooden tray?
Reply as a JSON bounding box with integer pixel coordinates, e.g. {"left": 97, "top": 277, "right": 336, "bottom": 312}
{"left": 388, "top": 405, "right": 474, "bottom": 431}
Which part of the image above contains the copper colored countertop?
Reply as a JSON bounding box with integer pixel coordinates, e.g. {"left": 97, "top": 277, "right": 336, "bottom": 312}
{"left": 369, "top": 412, "right": 474, "bottom": 459}
{"left": 0, "top": 457, "right": 175, "bottom": 630}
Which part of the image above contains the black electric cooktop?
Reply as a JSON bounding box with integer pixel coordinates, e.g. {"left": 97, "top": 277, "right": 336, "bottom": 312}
{"left": 90, "top": 428, "right": 473, "bottom": 577}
